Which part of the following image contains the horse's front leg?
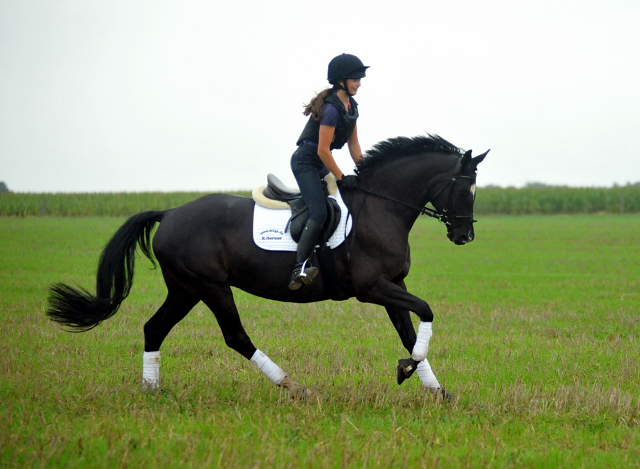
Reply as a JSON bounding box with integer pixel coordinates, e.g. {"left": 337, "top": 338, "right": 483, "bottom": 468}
{"left": 360, "top": 279, "right": 448, "bottom": 397}
{"left": 384, "top": 306, "right": 420, "bottom": 384}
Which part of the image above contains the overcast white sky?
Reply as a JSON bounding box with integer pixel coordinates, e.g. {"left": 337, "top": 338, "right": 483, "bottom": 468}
{"left": 1, "top": 0, "right": 639, "bottom": 192}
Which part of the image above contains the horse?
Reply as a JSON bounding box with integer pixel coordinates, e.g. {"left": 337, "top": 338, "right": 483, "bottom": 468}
{"left": 46, "top": 134, "right": 487, "bottom": 399}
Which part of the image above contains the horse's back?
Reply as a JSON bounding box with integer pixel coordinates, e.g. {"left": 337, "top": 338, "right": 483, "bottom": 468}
{"left": 153, "top": 194, "right": 256, "bottom": 267}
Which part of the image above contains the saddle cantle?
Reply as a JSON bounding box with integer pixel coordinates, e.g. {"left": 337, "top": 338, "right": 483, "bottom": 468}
{"left": 258, "top": 174, "right": 342, "bottom": 244}
{"left": 262, "top": 174, "right": 302, "bottom": 202}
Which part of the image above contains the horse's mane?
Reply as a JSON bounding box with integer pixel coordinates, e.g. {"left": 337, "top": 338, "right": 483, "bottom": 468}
{"left": 358, "top": 134, "right": 463, "bottom": 172}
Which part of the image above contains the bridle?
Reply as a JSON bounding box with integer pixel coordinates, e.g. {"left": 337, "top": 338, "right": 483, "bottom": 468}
{"left": 425, "top": 171, "right": 477, "bottom": 231}
{"left": 353, "top": 165, "right": 477, "bottom": 231}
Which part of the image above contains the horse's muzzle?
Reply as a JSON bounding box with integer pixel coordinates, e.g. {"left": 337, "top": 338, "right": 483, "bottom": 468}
{"left": 448, "top": 225, "right": 475, "bottom": 245}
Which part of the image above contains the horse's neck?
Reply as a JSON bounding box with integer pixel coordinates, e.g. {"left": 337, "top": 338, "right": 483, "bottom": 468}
{"left": 362, "top": 153, "right": 456, "bottom": 224}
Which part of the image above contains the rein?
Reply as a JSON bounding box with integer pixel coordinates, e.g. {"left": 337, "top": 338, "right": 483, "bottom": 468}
{"left": 352, "top": 172, "right": 477, "bottom": 230}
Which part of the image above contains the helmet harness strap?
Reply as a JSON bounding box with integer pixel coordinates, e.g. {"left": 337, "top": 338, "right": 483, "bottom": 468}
{"left": 339, "top": 78, "right": 357, "bottom": 98}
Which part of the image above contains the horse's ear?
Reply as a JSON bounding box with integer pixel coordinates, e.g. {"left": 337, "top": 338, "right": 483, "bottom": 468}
{"left": 472, "top": 149, "right": 490, "bottom": 167}
{"left": 461, "top": 150, "right": 472, "bottom": 171}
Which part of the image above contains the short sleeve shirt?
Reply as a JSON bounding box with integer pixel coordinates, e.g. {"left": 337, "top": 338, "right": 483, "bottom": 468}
{"left": 319, "top": 103, "right": 341, "bottom": 128}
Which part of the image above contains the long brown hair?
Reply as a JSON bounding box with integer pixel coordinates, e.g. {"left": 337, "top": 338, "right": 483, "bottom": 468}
{"left": 303, "top": 85, "right": 339, "bottom": 121}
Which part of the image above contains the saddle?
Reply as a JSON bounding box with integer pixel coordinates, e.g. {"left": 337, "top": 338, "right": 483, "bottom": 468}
{"left": 261, "top": 174, "right": 342, "bottom": 244}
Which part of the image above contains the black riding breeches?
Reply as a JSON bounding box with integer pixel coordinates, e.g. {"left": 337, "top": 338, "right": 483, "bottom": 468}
{"left": 290, "top": 144, "right": 330, "bottom": 227}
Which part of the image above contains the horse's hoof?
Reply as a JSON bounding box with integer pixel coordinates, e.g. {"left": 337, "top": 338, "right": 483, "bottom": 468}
{"left": 396, "top": 358, "right": 419, "bottom": 385}
{"left": 426, "top": 386, "right": 453, "bottom": 401}
{"left": 280, "top": 376, "right": 313, "bottom": 400}
{"left": 289, "top": 386, "right": 313, "bottom": 401}
{"left": 142, "top": 379, "right": 160, "bottom": 392}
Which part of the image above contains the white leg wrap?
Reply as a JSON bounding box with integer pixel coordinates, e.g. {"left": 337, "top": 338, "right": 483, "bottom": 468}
{"left": 417, "top": 359, "right": 441, "bottom": 390}
{"left": 250, "top": 349, "right": 287, "bottom": 386}
{"left": 411, "top": 321, "right": 432, "bottom": 362}
{"left": 142, "top": 351, "right": 160, "bottom": 389}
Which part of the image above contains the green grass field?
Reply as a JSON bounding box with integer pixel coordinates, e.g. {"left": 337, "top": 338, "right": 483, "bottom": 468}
{"left": 1, "top": 215, "right": 639, "bottom": 468}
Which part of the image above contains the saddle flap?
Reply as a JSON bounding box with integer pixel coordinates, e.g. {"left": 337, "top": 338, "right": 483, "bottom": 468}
{"left": 289, "top": 197, "right": 341, "bottom": 244}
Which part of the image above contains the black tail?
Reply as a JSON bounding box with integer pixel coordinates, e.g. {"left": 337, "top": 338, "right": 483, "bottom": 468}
{"left": 46, "top": 210, "right": 165, "bottom": 331}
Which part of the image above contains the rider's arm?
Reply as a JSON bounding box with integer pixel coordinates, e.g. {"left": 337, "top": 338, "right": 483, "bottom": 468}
{"left": 317, "top": 125, "right": 344, "bottom": 180}
{"left": 347, "top": 124, "right": 363, "bottom": 167}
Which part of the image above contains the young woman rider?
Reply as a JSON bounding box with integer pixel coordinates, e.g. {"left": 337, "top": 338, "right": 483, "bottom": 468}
{"left": 288, "top": 53, "right": 368, "bottom": 290}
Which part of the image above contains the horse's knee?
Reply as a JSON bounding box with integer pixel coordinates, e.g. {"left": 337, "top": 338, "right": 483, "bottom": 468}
{"left": 416, "top": 300, "right": 434, "bottom": 323}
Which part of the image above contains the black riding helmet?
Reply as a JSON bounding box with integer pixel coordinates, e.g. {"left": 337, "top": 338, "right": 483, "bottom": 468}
{"left": 327, "top": 54, "right": 369, "bottom": 95}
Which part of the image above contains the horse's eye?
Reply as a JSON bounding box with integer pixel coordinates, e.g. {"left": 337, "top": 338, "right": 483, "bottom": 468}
{"left": 470, "top": 184, "right": 477, "bottom": 199}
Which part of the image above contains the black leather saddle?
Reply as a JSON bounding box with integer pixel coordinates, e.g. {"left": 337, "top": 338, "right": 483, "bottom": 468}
{"left": 262, "top": 174, "right": 341, "bottom": 243}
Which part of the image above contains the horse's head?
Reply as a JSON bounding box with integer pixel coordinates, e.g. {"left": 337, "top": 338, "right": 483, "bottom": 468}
{"left": 357, "top": 135, "right": 489, "bottom": 245}
{"left": 431, "top": 149, "right": 488, "bottom": 245}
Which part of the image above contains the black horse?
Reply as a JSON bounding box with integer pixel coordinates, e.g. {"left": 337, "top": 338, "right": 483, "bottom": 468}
{"left": 47, "top": 135, "right": 487, "bottom": 398}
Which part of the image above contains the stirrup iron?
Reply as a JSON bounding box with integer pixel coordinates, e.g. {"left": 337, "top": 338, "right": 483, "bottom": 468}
{"left": 298, "top": 259, "right": 310, "bottom": 279}
{"left": 298, "top": 259, "right": 317, "bottom": 285}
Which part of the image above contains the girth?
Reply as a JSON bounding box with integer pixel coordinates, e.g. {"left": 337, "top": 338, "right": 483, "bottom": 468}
{"left": 262, "top": 174, "right": 341, "bottom": 243}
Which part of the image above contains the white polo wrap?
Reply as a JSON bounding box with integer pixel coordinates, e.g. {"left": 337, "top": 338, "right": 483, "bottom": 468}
{"left": 411, "top": 321, "right": 432, "bottom": 362}
{"left": 142, "top": 351, "right": 160, "bottom": 386}
{"left": 417, "top": 358, "right": 441, "bottom": 389}
{"left": 250, "top": 349, "right": 287, "bottom": 386}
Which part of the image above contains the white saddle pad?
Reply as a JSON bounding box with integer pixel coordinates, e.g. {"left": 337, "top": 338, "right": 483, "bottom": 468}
{"left": 252, "top": 189, "right": 352, "bottom": 251}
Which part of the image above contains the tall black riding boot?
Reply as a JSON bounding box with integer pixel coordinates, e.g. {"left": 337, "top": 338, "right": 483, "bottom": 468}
{"left": 288, "top": 219, "right": 322, "bottom": 290}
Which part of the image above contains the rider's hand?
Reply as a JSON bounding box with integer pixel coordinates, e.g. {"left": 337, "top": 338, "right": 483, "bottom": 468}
{"left": 337, "top": 175, "right": 358, "bottom": 190}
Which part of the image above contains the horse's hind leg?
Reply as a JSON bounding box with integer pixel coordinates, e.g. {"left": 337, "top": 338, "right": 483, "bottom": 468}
{"left": 200, "top": 284, "right": 310, "bottom": 398}
{"left": 142, "top": 275, "right": 199, "bottom": 390}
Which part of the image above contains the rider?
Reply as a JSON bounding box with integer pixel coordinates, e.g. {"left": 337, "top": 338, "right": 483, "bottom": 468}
{"left": 288, "top": 53, "right": 368, "bottom": 290}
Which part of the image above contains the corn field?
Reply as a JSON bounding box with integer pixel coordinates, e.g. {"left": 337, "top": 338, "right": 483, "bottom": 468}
{"left": 475, "top": 186, "right": 640, "bottom": 215}
{"left": 0, "top": 191, "right": 250, "bottom": 217}
{"left": 1, "top": 187, "right": 639, "bottom": 216}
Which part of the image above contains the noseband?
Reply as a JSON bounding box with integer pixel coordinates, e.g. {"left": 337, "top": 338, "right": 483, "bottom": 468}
{"left": 353, "top": 168, "right": 477, "bottom": 231}
{"left": 425, "top": 172, "right": 477, "bottom": 231}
